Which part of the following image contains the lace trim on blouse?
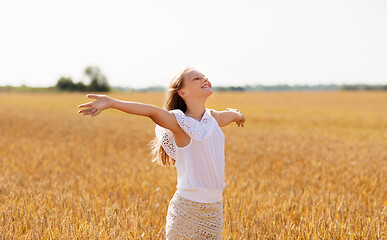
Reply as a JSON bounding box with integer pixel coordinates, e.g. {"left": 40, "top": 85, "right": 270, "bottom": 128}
{"left": 154, "top": 108, "right": 217, "bottom": 160}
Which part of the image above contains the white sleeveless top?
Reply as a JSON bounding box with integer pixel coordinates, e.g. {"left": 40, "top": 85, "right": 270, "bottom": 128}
{"left": 154, "top": 108, "right": 226, "bottom": 203}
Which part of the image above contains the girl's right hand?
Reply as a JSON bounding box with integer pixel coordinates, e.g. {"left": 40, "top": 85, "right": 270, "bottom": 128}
{"left": 226, "top": 108, "right": 245, "bottom": 127}
{"left": 77, "top": 94, "right": 115, "bottom": 117}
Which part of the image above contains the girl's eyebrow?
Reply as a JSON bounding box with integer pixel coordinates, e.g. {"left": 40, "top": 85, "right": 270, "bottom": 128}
{"left": 192, "top": 74, "right": 206, "bottom": 80}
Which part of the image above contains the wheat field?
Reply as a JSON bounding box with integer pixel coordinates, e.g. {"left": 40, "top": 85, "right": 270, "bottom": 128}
{"left": 0, "top": 91, "right": 386, "bottom": 239}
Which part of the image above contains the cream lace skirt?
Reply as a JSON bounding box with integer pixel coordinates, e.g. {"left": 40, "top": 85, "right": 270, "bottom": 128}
{"left": 166, "top": 191, "right": 223, "bottom": 240}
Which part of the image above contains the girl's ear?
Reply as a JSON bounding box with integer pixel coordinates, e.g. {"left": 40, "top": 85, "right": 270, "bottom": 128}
{"left": 178, "top": 89, "right": 185, "bottom": 97}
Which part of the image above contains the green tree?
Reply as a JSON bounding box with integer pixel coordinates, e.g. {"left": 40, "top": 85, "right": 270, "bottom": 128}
{"left": 75, "top": 81, "right": 87, "bottom": 91}
{"left": 56, "top": 77, "right": 75, "bottom": 91}
{"left": 84, "top": 66, "right": 110, "bottom": 92}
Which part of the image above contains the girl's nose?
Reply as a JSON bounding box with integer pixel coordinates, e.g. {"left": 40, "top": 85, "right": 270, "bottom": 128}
{"left": 203, "top": 78, "right": 210, "bottom": 86}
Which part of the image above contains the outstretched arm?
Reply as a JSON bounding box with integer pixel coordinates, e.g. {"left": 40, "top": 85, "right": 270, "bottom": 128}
{"left": 210, "top": 108, "right": 245, "bottom": 127}
{"left": 77, "top": 94, "right": 182, "bottom": 133}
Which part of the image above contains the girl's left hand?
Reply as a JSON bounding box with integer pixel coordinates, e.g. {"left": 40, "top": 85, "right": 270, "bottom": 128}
{"left": 226, "top": 108, "right": 245, "bottom": 127}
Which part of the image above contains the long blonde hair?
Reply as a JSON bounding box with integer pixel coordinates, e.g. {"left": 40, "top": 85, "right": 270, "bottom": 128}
{"left": 149, "top": 66, "right": 194, "bottom": 166}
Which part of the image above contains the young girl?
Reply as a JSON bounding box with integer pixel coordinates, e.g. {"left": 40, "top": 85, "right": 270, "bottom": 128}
{"left": 77, "top": 66, "right": 245, "bottom": 239}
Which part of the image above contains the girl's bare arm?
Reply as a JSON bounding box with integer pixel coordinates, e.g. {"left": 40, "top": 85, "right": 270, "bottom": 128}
{"left": 210, "top": 108, "right": 245, "bottom": 127}
{"left": 77, "top": 94, "right": 181, "bottom": 133}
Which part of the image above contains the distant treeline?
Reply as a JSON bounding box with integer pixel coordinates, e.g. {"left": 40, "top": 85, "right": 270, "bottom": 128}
{"left": 340, "top": 84, "right": 387, "bottom": 90}
{"left": 214, "top": 84, "right": 387, "bottom": 91}
{"left": 1, "top": 64, "right": 386, "bottom": 93}
{"left": 111, "top": 83, "right": 387, "bottom": 92}
{"left": 1, "top": 83, "right": 387, "bottom": 93}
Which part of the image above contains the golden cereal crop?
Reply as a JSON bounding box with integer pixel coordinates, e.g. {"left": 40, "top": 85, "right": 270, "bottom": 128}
{"left": 0, "top": 91, "right": 386, "bottom": 239}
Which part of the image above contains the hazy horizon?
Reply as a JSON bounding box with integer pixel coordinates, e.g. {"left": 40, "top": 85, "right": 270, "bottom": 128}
{"left": 1, "top": 0, "right": 386, "bottom": 88}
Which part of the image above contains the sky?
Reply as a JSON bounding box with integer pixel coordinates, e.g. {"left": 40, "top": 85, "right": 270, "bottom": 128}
{"left": 0, "top": 0, "right": 386, "bottom": 88}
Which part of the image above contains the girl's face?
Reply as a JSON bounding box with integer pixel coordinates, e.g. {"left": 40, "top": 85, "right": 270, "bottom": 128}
{"left": 178, "top": 70, "right": 212, "bottom": 99}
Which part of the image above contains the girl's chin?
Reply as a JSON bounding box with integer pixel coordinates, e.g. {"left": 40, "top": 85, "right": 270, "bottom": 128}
{"left": 203, "top": 90, "right": 212, "bottom": 94}
{"left": 201, "top": 87, "right": 212, "bottom": 91}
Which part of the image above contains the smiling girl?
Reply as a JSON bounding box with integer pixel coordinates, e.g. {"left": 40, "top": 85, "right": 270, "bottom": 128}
{"left": 77, "top": 66, "right": 245, "bottom": 239}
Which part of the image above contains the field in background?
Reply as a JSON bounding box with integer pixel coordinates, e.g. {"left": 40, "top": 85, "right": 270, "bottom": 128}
{"left": 0, "top": 91, "right": 386, "bottom": 239}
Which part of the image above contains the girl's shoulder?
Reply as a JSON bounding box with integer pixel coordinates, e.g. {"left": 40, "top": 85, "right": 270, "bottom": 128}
{"left": 208, "top": 109, "right": 220, "bottom": 126}
{"left": 169, "top": 108, "right": 220, "bottom": 127}
{"left": 166, "top": 108, "right": 217, "bottom": 142}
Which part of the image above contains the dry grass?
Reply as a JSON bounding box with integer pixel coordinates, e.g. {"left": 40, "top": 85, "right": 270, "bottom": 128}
{"left": 0, "top": 91, "right": 386, "bottom": 239}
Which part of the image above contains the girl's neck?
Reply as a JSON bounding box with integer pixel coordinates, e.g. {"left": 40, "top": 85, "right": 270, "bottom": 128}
{"left": 184, "top": 105, "right": 206, "bottom": 121}
{"left": 185, "top": 108, "right": 206, "bottom": 121}
{"left": 183, "top": 96, "right": 207, "bottom": 120}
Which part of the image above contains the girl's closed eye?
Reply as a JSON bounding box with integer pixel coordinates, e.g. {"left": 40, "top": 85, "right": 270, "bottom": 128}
{"left": 195, "top": 77, "right": 206, "bottom": 81}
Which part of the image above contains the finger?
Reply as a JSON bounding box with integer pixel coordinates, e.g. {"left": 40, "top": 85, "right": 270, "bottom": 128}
{"left": 83, "top": 111, "right": 93, "bottom": 116}
{"left": 90, "top": 108, "right": 98, "bottom": 115}
{"left": 82, "top": 108, "right": 95, "bottom": 115}
{"left": 78, "top": 107, "right": 93, "bottom": 113}
{"left": 91, "top": 109, "right": 101, "bottom": 117}
{"left": 78, "top": 102, "right": 93, "bottom": 108}
{"left": 87, "top": 94, "right": 99, "bottom": 99}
